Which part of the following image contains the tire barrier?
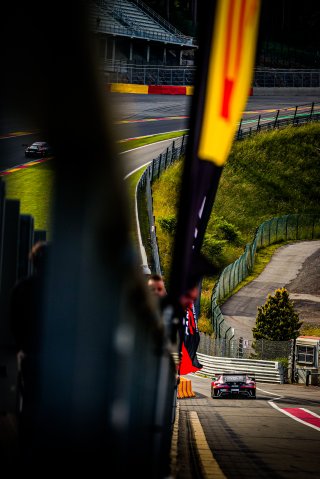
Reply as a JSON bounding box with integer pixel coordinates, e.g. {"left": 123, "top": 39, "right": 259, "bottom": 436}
{"left": 177, "top": 376, "right": 196, "bottom": 399}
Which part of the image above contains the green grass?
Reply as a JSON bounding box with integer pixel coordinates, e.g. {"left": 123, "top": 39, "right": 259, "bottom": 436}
{"left": 126, "top": 166, "right": 147, "bottom": 247}
{"left": 300, "top": 324, "right": 320, "bottom": 336}
{"left": 3, "top": 161, "right": 55, "bottom": 237}
{"left": 1, "top": 130, "right": 184, "bottom": 244}
{"left": 118, "top": 130, "right": 187, "bottom": 152}
{"left": 151, "top": 123, "right": 320, "bottom": 329}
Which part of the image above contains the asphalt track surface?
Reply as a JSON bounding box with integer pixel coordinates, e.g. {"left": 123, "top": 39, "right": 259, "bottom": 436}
{"left": 1, "top": 93, "right": 320, "bottom": 173}
{"left": 175, "top": 374, "right": 320, "bottom": 479}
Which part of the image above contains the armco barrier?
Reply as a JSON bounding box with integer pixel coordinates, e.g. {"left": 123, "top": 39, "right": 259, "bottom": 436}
{"left": 196, "top": 353, "right": 284, "bottom": 383}
{"left": 177, "top": 377, "right": 196, "bottom": 398}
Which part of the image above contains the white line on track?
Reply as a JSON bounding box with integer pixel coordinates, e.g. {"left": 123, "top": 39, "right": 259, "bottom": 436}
{"left": 257, "top": 386, "right": 320, "bottom": 432}
{"left": 124, "top": 161, "right": 151, "bottom": 180}
{"left": 120, "top": 134, "right": 185, "bottom": 155}
{"left": 268, "top": 401, "right": 320, "bottom": 432}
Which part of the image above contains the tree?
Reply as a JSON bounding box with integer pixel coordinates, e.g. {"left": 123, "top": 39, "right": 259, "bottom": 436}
{"left": 252, "top": 287, "right": 302, "bottom": 341}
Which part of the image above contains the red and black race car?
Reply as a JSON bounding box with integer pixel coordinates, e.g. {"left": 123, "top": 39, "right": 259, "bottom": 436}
{"left": 211, "top": 372, "right": 256, "bottom": 399}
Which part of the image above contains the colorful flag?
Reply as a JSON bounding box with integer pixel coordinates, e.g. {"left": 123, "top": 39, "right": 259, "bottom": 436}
{"left": 169, "top": 0, "right": 261, "bottom": 301}
{"left": 179, "top": 303, "right": 203, "bottom": 375}
{"left": 198, "top": 0, "right": 261, "bottom": 166}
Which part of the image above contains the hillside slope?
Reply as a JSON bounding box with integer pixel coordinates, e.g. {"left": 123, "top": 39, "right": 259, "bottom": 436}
{"left": 152, "top": 123, "right": 320, "bottom": 330}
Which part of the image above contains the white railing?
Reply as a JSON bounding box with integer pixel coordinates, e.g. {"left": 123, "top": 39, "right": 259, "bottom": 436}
{"left": 195, "top": 353, "right": 284, "bottom": 383}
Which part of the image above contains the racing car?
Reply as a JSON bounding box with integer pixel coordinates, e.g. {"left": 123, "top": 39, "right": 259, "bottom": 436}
{"left": 211, "top": 372, "right": 256, "bottom": 399}
{"left": 24, "top": 141, "right": 53, "bottom": 158}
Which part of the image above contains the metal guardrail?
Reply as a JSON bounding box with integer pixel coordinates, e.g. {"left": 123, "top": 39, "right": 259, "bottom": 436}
{"left": 137, "top": 135, "right": 187, "bottom": 273}
{"left": 237, "top": 102, "right": 320, "bottom": 139}
{"left": 195, "top": 353, "right": 284, "bottom": 383}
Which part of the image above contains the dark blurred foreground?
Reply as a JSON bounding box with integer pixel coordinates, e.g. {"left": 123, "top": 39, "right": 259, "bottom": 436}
{"left": 0, "top": 1, "right": 177, "bottom": 475}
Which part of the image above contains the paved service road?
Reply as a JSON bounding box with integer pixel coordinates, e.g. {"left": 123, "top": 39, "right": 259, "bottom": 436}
{"left": 176, "top": 374, "right": 320, "bottom": 479}
{"left": 221, "top": 240, "right": 320, "bottom": 341}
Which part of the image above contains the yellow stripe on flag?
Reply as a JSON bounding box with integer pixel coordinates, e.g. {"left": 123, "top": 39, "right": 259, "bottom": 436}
{"left": 198, "top": 0, "right": 260, "bottom": 166}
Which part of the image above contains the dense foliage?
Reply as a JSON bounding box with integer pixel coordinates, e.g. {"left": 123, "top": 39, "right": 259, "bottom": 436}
{"left": 252, "top": 287, "right": 302, "bottom": 341}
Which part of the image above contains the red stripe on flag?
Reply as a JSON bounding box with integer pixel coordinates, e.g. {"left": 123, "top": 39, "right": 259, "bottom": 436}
{"left": 221, "top": 78, "right": 234, "bottom": 119}
{"left": 179, "top": 343, "right": 201, "bottom": 375}
{"left": 235, "top": 0, "right": 246, "bottom": 72}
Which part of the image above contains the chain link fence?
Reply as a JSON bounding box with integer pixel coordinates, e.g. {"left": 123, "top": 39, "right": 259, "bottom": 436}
{"left": 254, "top": 69, "right": 320, "bottom": 88}
{"left": 198, "top": 333, "right": 292, "bottom": 362}
{"left": 102, "top": 64, "right": 320, "bottom": 88}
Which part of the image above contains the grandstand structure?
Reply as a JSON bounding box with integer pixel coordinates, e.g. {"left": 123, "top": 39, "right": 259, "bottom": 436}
{"left": 89, "top": 0, "right": 197, "bottom": 79}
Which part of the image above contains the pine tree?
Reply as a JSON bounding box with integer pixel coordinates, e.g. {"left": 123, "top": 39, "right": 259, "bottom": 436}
{"left": 252, "top": 287, "right": 302, "bottom": 341}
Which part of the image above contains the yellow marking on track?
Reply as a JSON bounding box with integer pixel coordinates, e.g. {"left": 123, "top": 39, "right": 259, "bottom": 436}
{"left": 0, "top": 130, "right": 38, "bottom": 140}
{"left": 244, "top": 106, "right": 297, "bottom": 115}
{"left": 5, "top": 168, "right": 21, "bottom": 173}
{"left": 26, "top": 161, "right": 43, "bottom": 166}
{"left": 170, "top": 401, "right": 179, "bottom": 477}
{"left": 189, "top": 411, "right": 226, "bottom": 479}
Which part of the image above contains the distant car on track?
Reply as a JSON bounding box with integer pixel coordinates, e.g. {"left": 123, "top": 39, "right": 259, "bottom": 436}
{"left": 211, "top": 372, "right": 256, "bottom": 399}
{"left": 24, "top": 141, "right": 53, "bottom": 158}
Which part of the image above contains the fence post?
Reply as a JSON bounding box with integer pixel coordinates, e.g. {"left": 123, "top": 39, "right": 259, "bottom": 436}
{"left": 309, "top": 102, "right": 314, "bottom": 121}
{"left": 293, "top": 105, "right": 298, "bottom": 125}
{"left": 273, "top": 110, "right": 280, "bottom": 129}
{"left": 18, "top": 214, "right": 34, "bottom": 280}
{"left": 164, "top": 147, "right": 169, "bottom": 169}
{"left": 306, "top": 370, "right": 310, "bottom": 386}
{"left": 171, "top": 141, "right": 176, "bottom": 164}
{"left": 181, "top": 135, "right": 185, "bottom": 155}
{"left": 268, "top": 219, "right": 271, "bottom": 245}
{"left": 237, "top": 119, "right": 242, "bottom": 139}
{"left": 256, "top": 115, "right": 261, "bottom": 132}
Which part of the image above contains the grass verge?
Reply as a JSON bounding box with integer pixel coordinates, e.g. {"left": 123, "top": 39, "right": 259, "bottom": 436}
{"left": 1, "top": 130, "right": 183, "bottom": 244}
{"left": 151, "top": 123, "right": 320, "bottom": 331}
